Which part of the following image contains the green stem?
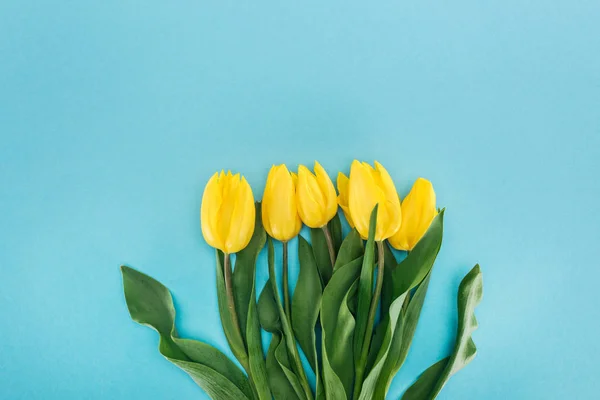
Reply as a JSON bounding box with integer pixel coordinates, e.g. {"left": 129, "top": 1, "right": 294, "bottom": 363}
{"left": 269, "top": 241, "right": 314, "bottom": 400}
{"left": 282, "top": 241, "right": 291, "bottom": 319}
{"left": 322, "top": 225, "right": 336, "bottom": 269}
{"left": 353, "top": 241, "right": 385, "bottom": 400}
{"left": 402, "top": 250, "right": 411, "bottom": 313}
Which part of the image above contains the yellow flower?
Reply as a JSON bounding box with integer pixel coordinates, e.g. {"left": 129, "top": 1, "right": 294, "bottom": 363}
{"left": 336, "top": 172, "right": 354, "bottom": 228}
{"left": 200, "top": 170, "right": 256, "bottom": 254}
{"left": 262, "top": 164, "right": 302, "bottom": 241}
{"left": 389, "top": 178, "right": 437, "bottom": 251}
{"left": 296, "top": 161, "right": 337, "bottom": 228}
{"left": 348, "top": 160, "right": 401, "bottom": 241}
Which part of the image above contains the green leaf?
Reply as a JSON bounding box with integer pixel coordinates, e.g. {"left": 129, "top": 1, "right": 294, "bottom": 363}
{"left": 233, "top": 202, "right": 267, "bottom": 342}
{"left": 321, "top": 344, "right": 348, "bottom": 400}
{"left": 264, "top": 333, "right": 303, "bottom": 400}
{"left": 232, "top": 203, "right": 271, "bottom": 400}
{"left": 168, "top": 359, "right": 252, "bottom": 400}
{"left": 372, "top": 272, "right": 432, "bottom": 398}
{"left": 333, "top": 229, "right": 363, "bottom": 272}
{"left": 310, "top": 213, "right": 341, "bottom": 285}
{"left": 259, "top": 282, "right": 302, "bottom": 399}
{"left": 359, "top": 211, "right": 446, "bottom": 399}
{"left": 246, "top": 277, "right": 272, "bottom": 400}
{"left": 216, "top": 250, "right": 249, "bottom": 369}
{"left": 401, "top": 264, "right": 483, "bottom": 400}
{"left": 400, "top": 359, "right": 447, "bottom": 400}
{"left": 379, "top": 241, "right": 398, "bottom": 324}
{"left": 353, "top": 207, "right": 378, "bottom": 357}
{"left": 175, "top": 338, "right": 252, "bottom": 396}
{"left": 258, "top": 282, "right": 281, "bottom": 333}
{"left": 267, "top": 239, "right": 314, "bottom": 400}
{"left": 274, "top": 334, "right": 306, "bottom": 400}
{"left": 358, "top": 292, "right": 407, "bottom": 400}
{"left": 352, "top": 206, "right": 378, "bottom": 396}
{"left": 292, "top": 235, "right": 323, "bottom": 372}
{"left": 321, "top": 256, "right": 363, "bottom": 397}
{"left": 121, "top": 266, "right": 252, "bottom": 399}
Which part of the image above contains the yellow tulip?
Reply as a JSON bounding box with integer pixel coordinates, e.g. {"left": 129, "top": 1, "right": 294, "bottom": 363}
{"left": 200, "top": 170, "right": 256, "bottom": 254}
{"left": 296, "top": 161, "right": 337, "bottom": 228}
{"left": 336, "top": 172, "right": 354, "bottom": 228}
{"left": 389, "top": 178, "right": 437, "bottom": 251}
{"left": 262, "top": 164, "right": 302, "bottom": 241}
{"left": 348, "top": 160, "right": 401, "bottom": 241}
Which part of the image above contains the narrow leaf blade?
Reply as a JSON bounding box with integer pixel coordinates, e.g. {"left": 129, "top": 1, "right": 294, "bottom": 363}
{"left": 402, "top": 265, "right": 483, "bottom": 399}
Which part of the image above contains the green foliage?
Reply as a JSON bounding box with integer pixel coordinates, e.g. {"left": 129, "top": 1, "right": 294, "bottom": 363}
{"left": 121, "top": 265, "right": 253, "bottom": 399}
{"left": 121, "top": 206, "right": 484, "bottom": 400}
{"left": 402, "top": 264, "right": 483, "bottom": 400}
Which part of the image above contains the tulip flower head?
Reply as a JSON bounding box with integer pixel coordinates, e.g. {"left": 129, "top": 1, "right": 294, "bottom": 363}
{"left": 201, "top": 170, "right": 256, "bottom": 254}
{"left": 336, "top": 172, "right": 354, "bottom": 228}
{"left": 262, "top": 164, "right": 302, "bottom": 242}
{"left": 347, "top": 160, "right": 402, "bottom": 241}
{"left": 296, "top": 161, "right": 338, "bottom": 228}
{"left": 389, "top": 177, "right": 437, "bottom": 251}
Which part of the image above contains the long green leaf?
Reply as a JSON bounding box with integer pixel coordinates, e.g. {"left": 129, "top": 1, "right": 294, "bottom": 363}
{"left": 247, "top": 279, "right": 271, "bottom": 400}
{"left": 358, "top": 293, "right": 407, "bottom": 400}
{"left": 274, "top": 335, "right": 306, "bottom": 400}
{"left": 401, "top": 264, "right": 483, "bottom": 400}
{"left": 352, "top": 206, "right": 378, "bottom": 397}
{"left": 292, "top": 235, "right": 322, "bottom": 371}
{"left": 333, "top": 229, "right": 363, "bottom": 272}
{"left": 292, "top": 236, "right": 324, "bottom": 400}
{"left": 321, "top": 341, "right": 348, "bottom": 400}
{"left": 258, "top": 283, "right": 281, "bottom": 333}
{"left": 258, "top": 282, "right": 302, "bottom": 400}
{"left": 373, "top": 272, "right": 432, "bottom": 398}
{"left": 121, "top": 265, "right": 252, "bottom": 399}
{"left": 233, "top": 202, "right": 267, "bottom": 341}
{"left": 267, "top": 239, "right": 313, "bottom": 400}
{"left": 321, "top": 256, "right": 363, "bottom": 397}
{"left": 232, "top": 203, "right": 271, "bottom": 400}
{"left": 216, "top": 250, "right": 248, "bottom": 368}
{"left": 358, "top": 211, "right": 446, "bottom": 399}
{"left": 265, "top": 333, "right": 302, "bottom": 400}
{"left": 379, "top": 241, "right": 398, "bottom": 325}
{"left": 353, "top": 206, "right": 378, "bottom": 359}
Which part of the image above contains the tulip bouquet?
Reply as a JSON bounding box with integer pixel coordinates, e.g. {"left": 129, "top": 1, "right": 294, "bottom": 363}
{"left": 121, "top": 160, "right": 483, "bottom": 400}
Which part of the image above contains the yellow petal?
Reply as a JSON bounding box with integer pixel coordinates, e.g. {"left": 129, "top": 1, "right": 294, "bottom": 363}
{"left": 348, "top": 160, "right": 383, "bottom": 239}
{"left": 337, "top": 172, "right": 349, "bottom": 207}
{"left": 339, "top": 204, "right": 355, "bottom": 229}
{"left": 225, "top": 176, "right": 255, "bottom": 253}
{"left": 314, "top": 161, "right": 337, "bottom": 222}
{"left": 374, "top": 162, "right": 400, "bottom": 209}
{"left": 337, "top": 172, "right": 354, "bottom": 228}
{"left": 296, "top": 165, "right": 326, "bottom": 228}
{"left": 217, "top": 171, "right": 240, "bottom": 244}
{"left": 200, "top": 172, "right": 225, "bottom": 251}
{"left": 262, "top": 164, "right": 300, "bottom": 241}
{"left": 389, "top": 178, "right": 436, "bottom": 251}
{"left": 261, "top": 165, "right": 276, "bottom": 239}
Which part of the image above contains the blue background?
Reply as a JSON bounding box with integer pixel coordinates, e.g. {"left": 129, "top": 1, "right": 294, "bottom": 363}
{"left": 1, "top": 1, "right": 599, "bottom": 399}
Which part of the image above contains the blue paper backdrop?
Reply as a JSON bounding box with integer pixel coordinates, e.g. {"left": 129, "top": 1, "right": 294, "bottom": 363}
{"left": 1, "top": 1, "right": 599, "bottom": 399}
